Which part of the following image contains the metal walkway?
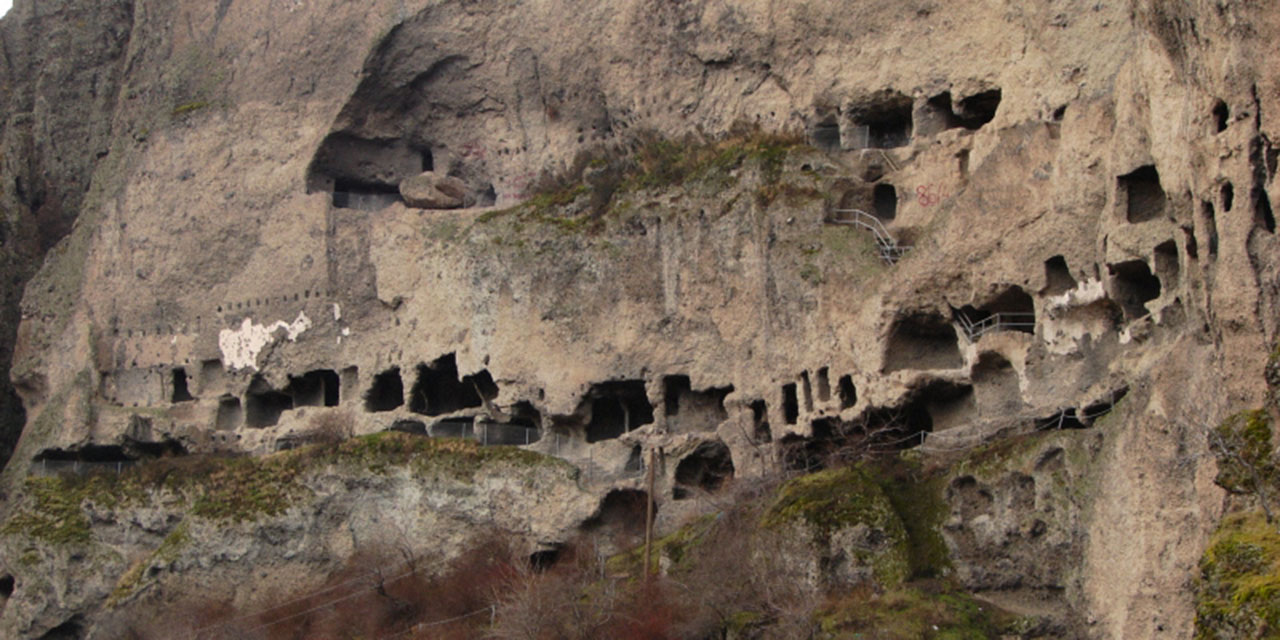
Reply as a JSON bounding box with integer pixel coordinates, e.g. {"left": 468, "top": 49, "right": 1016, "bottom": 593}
{"left": 829, "top": 208, "right": 911, "bottom": 264}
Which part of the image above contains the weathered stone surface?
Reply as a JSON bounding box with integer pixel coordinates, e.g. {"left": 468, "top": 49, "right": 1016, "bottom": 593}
{"left": 400, "top": 171, "right": 469, "bottom": 209}
{"left": 0, "top": 0, "right": 1277, "bottom": 637}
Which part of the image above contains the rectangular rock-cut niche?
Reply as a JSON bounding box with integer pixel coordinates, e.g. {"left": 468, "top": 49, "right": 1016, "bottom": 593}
{"left": 113, "top": 368, "right": 164, "bottom": 407}
{"left": 287, "top": 370, "right": 340, "bottom": 408}
{"left": 364, "top": 367, "right": 404, "bottom": 413}
{"left": 782, "top": 383, "right": 799, "bottom": 425}
{"left": 408, "top": 353, "right": 495, "bottom": 416}
{"left": 216, "top": 396, "right": 243, "bottom": 430}
{"left": 661, "top": 375, "right": 732, "bottom": 433}
{"left": 584, "top": 380, "right": 654, "bottom": 443}
{"left": 1119, "top": 165, "right": 1166, "bottom": 223}
{"left": 340, "top": 366, "right": 359, "bottom": 404}
{"left": 199, "top": 359, "right": 226, "bottom": 397}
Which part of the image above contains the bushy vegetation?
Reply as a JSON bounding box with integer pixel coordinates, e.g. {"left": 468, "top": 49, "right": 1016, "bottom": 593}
{"left": 478, "top": 125, "right": 811, "bottom": 234}
{"left": 92, "top": 451, "right": 1033, "bottom": 639}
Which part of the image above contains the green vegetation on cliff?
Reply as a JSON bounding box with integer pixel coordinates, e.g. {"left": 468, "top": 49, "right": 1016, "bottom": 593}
{"left": 1, "top": 433, "right": 572, "bottom": 542}
{"left": 1196, "top": 510, "right": 1280, "bottom": 639}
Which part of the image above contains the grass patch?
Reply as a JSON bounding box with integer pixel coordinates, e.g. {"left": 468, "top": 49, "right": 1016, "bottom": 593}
{"left": 818, "top": 580, "right": 1020, "bottom": 640}
{"left": 170, "top": 101, "right": 210, "bottom": 117}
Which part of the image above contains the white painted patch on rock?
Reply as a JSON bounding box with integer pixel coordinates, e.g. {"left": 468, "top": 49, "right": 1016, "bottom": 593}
{"left": 332, "top": 303, "right": 341, "bottom": 321}
{"left": 218, "top": 312, "right": 313, "bottom": 371}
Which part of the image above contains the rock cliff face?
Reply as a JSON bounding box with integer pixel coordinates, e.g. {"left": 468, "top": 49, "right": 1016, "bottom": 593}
{"left": 1, "top": 0, "right": 1279, "bottom": 637}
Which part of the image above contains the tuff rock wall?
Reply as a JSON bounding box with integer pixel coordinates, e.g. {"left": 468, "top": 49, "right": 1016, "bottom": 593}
{"left": 1, "top": 0, "right": 1279, "bottom": 638}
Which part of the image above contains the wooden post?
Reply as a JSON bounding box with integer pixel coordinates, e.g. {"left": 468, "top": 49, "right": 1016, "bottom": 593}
{"left": 643, "top": 448, "right": 657, "bottom": 578}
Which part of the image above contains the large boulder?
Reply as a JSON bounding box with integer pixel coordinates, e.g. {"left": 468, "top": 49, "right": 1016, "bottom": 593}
{"left": 399, "top": 172, "right": 471, "bottom": 209}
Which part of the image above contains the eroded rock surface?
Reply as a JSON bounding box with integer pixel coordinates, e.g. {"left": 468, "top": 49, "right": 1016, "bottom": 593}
{"left": 0, "top": 0, "right": 1277, "bottom": 637}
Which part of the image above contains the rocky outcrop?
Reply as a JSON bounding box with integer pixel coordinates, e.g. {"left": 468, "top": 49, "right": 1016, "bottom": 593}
{"left": 400, "top": 171, "right": 470, "bottom": 209}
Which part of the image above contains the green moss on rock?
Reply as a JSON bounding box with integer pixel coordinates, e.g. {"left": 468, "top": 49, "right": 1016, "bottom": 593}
{"left": 1196, "top": 510, "right": 1280, "bottom": 639}
{"left": 764, "top": 465, "right": 911, "bottom": 586}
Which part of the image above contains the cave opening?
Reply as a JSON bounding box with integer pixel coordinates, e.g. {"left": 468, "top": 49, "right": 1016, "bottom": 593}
{"left": 837, "top": 375, "right": 857, "bottom": 409}
{"left": 245, "top": 377, "right": 293, "bottom": 428}
{"left": 581, "top": 489, "right": 653, "bottom": 543}
{"left": 884, "top": 312, "right": 963, "bottom": 372}
{"left": 584, "top": 380, "right": 654, "bottom": 443}
{"left": 1154, "top": 240, "right": 1180, "bottom": 290}
{"left": 1119, "top": 165, "right": 1166, "bottom": 223}
{"left": 1213, "top": 100, "right": 1230, "bottom": 133}
{"left": 170, "top": 368, "right": 194, "bottom": 403}
{"left": 508, "top": 401, "right": 543, "bottom": 432}
{"left": 1254, "top": 186, "right": 1275, "bottom": 233}
{"left": 1201, "top": 200, "right": 1219, "bottom": 257}
{"left": 782, "top": 383, "right": 799, "bottom": 424}
{"left": 955, "top": 89, "right": 1002, "bottom": 129}
{"left": 1222, "top": 182, "right": 1234, "bottom": 212}
{"left": 364, "top": 368, "right": 404, "bottom": 413}
{"left": 36, "top": 445, "right": 131, "bottom": 463}
{"left": 430, "top": 417, "right": 475, "bottom": 439}
{"left": 750, "top": 399, "right": 772, "bottom": 443}
{"left": 529, "top": 549, "right": 561, "bottom": 573}
{"left": 216, "top": 395, "right": 243, "bottom": 430}
{"left": 812, "top": 117, "right": 842, "bottom": 151}
{"left": 390, "top": 419, "right": 427, "bottom": 435}
{"left": 816, "top": 367, "right": 831, "bottom": 403}
{"left": 408, "top": 354, "right": 492, "bottom": 416}
{"left": 1109, "top": 259, "right": 1162, "bottom": 320}
{"left": 1043, "top": 255, "right": 1076, "bottom": 296}
{"left": 662, "top": 375, "right": 731, "bottom": 433}
{"left": 288, "top": 370, "right": 340, "bottom": 408}
{"left": 873, "top": 183, "right": 898, "bottom": 221}
{"left": 852, "top": 97, "right": 913, "bottom": 149}
{"left": 0, "top": 574, "right": 13, "bottom": 598}
{"left": 673, "top": 440, "right": 734, "bottom": 500}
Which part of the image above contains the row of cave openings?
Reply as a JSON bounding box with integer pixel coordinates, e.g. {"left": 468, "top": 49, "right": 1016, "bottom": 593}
{"left": 879, "top": 250, "right": 1183, "bottom": 374}
{"left": 1118, "top": 159, "right": 1274, "bottom": 237}
{"left": 810, "top": 88, "right": 1002, "bottom": 152}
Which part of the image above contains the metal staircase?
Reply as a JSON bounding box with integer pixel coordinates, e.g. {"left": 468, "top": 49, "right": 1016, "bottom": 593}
{"left": 829, "top": 208, "right": 911, "bottom": 264}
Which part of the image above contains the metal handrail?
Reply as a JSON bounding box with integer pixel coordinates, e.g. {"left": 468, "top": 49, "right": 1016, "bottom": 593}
{"left": 829, "top": 209, "right": 912, "bottom": 264}
{"left": 956, "top": 311, "right": 1036, "bottom": 341}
